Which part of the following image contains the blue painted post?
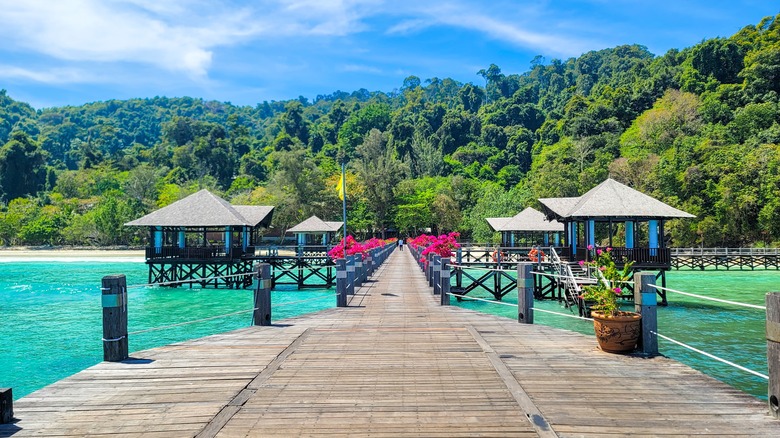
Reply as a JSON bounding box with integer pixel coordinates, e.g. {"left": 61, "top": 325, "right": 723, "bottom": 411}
{"left": 366, "top": 252, "right": 374, "bottom": 276}
{"left": 243, "top": 227, "right": 249, "bottom": 251}
{"left": 570, "top": 222, "right": 578, "bottom": 257}
{"left": 224, "top": 227, "right": 232, "bottom": 255}
{"left": 544, "top": 233, "right": 549, "bottom": 246}
{"left": 625, "top": 221, "right": 634, "bottom": 248}
{"left": 336, "top": 259, "right": 347, "bottom": 307}
{"left": 588, "top": 220, "right": 595, "bottom": 249}
{"left": 346, "top": 255, "right": 355, "bottom": 296}
{"left": 441, "top": 258, "right": 451, "bottom": 305}
{"left": 634, "top": 272, "right": 658, "bottom": 355}
{"left": 649, "top": 220, "right": 659, "bottom": 256}
{"left": 178, "top": 229, "right": 186, "bottom": 249}
{"left": 154, "top": 226, "right": 162, "bottom": 254}
{"left": 517, "top": 262, "right": 534, "bottom": 324}
{"left": 554, "top": 232, "right": 560, "bottom": 246}
{"left": 433, "top": 255, "right": 441, "bottom": 295}
{"left": 253, "top": 263, "right": 272, "bottom": 326}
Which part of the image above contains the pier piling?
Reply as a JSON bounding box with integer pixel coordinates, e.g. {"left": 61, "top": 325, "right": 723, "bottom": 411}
{"left": 253, "top": 263, "right": 272, "bottom": 326}
{"left": 517, "top": 262, "right": 534, "bottom": 324}
{"left": 101, "top": 274, "right": 128, "bottom": 362}
{"left": 0, "top": 388, "right": 11, "bottom": 424}
{"left": 336, "top": 259, "right": 347, "bottom": 307}
{"left": 767, "top": 292, "right": 780, "bottom": 419}
{"left": 634, "top": 272, "right": 659, "bottom": 356}
{"left": 441, "top": 258, "right": 450, "bottom": 306}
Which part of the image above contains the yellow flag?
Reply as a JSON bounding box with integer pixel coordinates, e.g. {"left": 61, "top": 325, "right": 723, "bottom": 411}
{"left": 337, "top": 173, "right": 345, "bottom": 201}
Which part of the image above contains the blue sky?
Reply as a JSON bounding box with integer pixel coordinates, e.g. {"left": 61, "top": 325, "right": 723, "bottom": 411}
{"left": 0, "top": 1, "right": 776, "bottom": 109}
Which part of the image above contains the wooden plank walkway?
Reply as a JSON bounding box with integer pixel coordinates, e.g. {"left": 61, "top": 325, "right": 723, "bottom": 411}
{"left": 3, "top": 250, "right": 780, "bottom": 437}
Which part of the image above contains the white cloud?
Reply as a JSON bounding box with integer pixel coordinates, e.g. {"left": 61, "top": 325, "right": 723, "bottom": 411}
{"left": 341, "top": 64, "right": 383, "bottom": 74}
{"left": 0, "top": 65, "right": 98, "bottom": 84}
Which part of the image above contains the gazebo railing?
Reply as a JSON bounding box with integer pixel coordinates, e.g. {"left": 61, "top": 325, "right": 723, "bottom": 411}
{"left": 145, "top": 246, "right": 252, "bottom": 261}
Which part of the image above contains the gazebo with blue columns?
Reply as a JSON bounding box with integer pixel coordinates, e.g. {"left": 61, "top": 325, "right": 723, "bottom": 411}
{"left": 125, "top": 189, "right": 274, "bottom": 287}
{"left": 486, "top": 207, "right": 565, "bottom": 247}
{"left": 538, "top": 178, "right": 694, "bottom": 270}
{"left": 286, "top": 215, "right": 344, "bottom": 255}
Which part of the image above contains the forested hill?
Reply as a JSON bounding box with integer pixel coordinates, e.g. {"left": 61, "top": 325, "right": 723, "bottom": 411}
{"left": 1, "top": 15, "right": 779, "bottom": 247}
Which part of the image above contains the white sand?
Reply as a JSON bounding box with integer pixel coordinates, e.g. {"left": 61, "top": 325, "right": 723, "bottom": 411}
{"left": 0, "top": 248, "right": 145, "bottom": 262}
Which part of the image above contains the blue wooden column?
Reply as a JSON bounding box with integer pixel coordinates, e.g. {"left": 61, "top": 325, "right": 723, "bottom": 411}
{"left": 178, "top": 229, "right": 186, "bottom": 249}
{"left": 543, "top": 233, "right": 549, "bottom": 246}
{"left": 554, "top": 232, "right": 560, "bottom": 246}
{"left": 154, "top": 226, "right": 163, "bottom": 254}
{"left": 648, "top": 220, "right": 659, "bottom": 255}
{"left": 224, "top": 227, "right": 231, "bottom": 254}
{"left": 569, "top": 222, "right": 577, "bottom": 256}
{"left": 625, "top": 221, "right": 634, "bottom": 248}
{"left": 587, "top": 220, "right": 595, "bottom": 249}
{"left": 242, "top": 226, "right": 249, "bottom": 251}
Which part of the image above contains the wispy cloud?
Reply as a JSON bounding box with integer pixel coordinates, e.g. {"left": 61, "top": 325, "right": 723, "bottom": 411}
{"left": 0, "top": 65, "right": 98, "bottom": 84}
{"left": 341, "top": 64, "right": 384, "bottom": 74}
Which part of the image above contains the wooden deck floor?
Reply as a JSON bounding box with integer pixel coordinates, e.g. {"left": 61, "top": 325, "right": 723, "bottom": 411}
{"left": 3, "top": 250, "right": 779, "bottom": 437}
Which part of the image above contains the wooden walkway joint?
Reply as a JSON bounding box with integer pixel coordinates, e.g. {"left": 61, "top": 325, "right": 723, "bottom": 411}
{"left": 3, "top": 250, "right": 780, "bottom": 437}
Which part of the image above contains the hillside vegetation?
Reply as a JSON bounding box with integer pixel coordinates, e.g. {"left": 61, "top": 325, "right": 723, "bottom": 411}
{"left": 1, "top": 15, "right": 780, "bottom": 247}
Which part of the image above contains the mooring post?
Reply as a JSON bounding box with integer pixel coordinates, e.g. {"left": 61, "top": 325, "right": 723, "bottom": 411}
{"left": 433, "top": 255, "right": 442, "bottom": 295}
{"left": 101, "top": 274, "right": 128, "bottom": 362}
{"left": 366, "top": 252, "right": 373, "bottom": 276}
{"left": 0, "top": 388, "right": 12, "bottom": 424}
{"left": 517, "top": 262, "right": 534, "bottom": 324}
{"left": 355, "top": 255, "right": 363, "bottom": 289}
{"left": 456, "top": 247, "right": 463, "bottom": 290}
{"left": 346, "top": 255, "right": 355, "bottom": 295}
{"left": 336, "top": 259, "right": 347, "bottom": 307}
{"left": 253, "top": 263, "right": 272, "bottom": 326}
{"left": 428, "top": 254, "right": 435, "bottom": 287}
{"left": 441, "top": 258, "right": 451, "bottom": 306}
{"left": 767, "top": 292, "right": 780, "bottom": 419}
{"left": 634, "top": 272, "right": 658, "bottom": 356}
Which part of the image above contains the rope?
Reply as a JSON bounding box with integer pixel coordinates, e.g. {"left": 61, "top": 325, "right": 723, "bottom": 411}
{"left": 532, "top": 307, "right": 593, "bottom": 321}
{"left": 445, "top": 293, "right": 519, "bottom": 307}
{"left": 650, "top": 285, "right": 765, "bottom": 310}
{"left": 128, "top": 308, "right": 257, "bottom": 335}
{"left": 450, "top": 264, "right": 511, "bottom": 273}
{"left": 652, "top": 331, "right": 768, "bottom": 380}
{"left": 275, "top": 294, "right": 338, "bottom": 307}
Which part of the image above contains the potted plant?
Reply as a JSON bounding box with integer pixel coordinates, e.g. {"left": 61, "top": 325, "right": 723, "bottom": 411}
{"left": 580, "top": 246, "right": 641, "bottom": 353}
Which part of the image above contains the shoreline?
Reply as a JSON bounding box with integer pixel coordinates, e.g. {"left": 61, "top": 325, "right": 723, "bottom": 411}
{"left": 0, "top": 247, "right": 145, "bottom": 261}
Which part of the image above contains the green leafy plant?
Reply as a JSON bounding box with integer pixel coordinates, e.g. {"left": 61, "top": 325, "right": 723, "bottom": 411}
{"left": 580, "top": 246, "right": 634, "bottom": 316}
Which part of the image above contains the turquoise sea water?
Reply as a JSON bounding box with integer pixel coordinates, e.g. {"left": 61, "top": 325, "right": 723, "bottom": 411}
{"left": 453, "top": 268, "right": 779, "bottom": 400}
{"left": 0, "top": 260, "right": 335, "bottom": 399}
{"left": 2, "top": 260, "right": 777, "bottom": 402}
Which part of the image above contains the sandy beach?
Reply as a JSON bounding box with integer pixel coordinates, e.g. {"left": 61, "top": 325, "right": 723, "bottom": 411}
{"left": 0, "top": 247, "right": 145, "bottom": 262}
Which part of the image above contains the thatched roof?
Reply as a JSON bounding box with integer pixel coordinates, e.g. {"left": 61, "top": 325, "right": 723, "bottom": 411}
{"left": 487, "top": 207, "right": 564, "bottom": 232}
{"left": 539, "top": 178, "right": 695, "bottom": 220}
{"left": 287, "top": 215, "right": 343, "bottom": 233}
{"left": 125, "top": 189, "right": 274, "bottom": 227}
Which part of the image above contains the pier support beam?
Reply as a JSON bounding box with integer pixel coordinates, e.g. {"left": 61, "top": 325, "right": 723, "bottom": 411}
{"left": 101, "top": 274, "right": 128, "bottom": 362}
{"left": 441, "top": 259, "right": 451, "bottom": 306}
{"left": 253, "top": 263, "right": 271, "bottom": 326}
{"left": 767, "top": 292, "right": 780, "bottom": 419}
{"left": 634, "top": 272, "right": 658, "bottom": 356}
{"left": 517, "top": 262, "right": 534, "bottom": 324}
{"left": 0, "top": 388, "right": 12, "bottom": 424}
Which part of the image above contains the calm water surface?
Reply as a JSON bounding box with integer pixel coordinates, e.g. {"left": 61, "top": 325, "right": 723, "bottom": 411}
{"left": 0, "top": 260, "right": 335, "bottom": 399}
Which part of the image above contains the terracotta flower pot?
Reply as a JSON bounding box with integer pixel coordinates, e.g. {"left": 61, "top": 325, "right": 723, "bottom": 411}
{"left": 591, "top": 311, "right": 642, "bottom": 353}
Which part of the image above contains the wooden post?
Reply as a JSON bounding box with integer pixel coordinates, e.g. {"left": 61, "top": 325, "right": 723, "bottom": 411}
{"left": 355, "top": 255, "right": 363, "bottom": 289}
{"left": 366, "top": 253, "right": 373, "bottom": 276}
{"left": 253, "top": 263, "right": 271, "bottom": 326}
{"left": 441, "top": 258, "right": 451, "bottom": 306}
{"left": 428, "top": 254, "right": 434, "bottom": 287}
{"left": 0, "top": 388, "right": 12, "bottom": 424}
{"left": 634, "top": 272, "right": 658, "bottom": 356}
{"left": 433, "top": 255, "right": 441, "bottom": 295}
{"left": 767, "top": 292, "right": 780, "bottom": 419}
{"left": 102, "top": 274, "right": 128, "bottom": 362}
{"left": 517, "top": 263, "right": 534, "bottom": 324}
{"left": 336, "top": 259, "right": 347, "bottom": 307}
{"left": 346, "top": 255, "right": 355, "bottom": 295}
{"left": 456, "top": 247, "right": 463, "bottom": 290}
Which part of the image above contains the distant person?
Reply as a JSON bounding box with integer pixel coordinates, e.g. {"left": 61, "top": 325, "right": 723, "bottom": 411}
{"left": 398, "top": 238, "right": 404, "bottom": 251}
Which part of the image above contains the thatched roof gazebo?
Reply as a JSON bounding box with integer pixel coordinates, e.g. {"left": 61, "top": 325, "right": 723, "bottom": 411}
{"left": 287, "top": 215, "right": 343, "bottom": 250}
{"left": 486, "top": 207, "right": 564, "bottom": 247}
{"left": 126, "top": 189, "right": 274, "bottom": 260}
{"left": 538, "top": 178, "right": 694, "bottom": 269}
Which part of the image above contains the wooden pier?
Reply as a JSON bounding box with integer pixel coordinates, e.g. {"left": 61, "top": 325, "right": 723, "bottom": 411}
{"left": 3, "top": 251, "right": 779, "bottom": 437}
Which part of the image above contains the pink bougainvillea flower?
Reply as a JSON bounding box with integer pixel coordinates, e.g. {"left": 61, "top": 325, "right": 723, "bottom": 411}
{"left": 596, "top": 249, "right": 602, "bottom": 255}
{"left": 587, "top": 244, "right": 593, "bottom": 250}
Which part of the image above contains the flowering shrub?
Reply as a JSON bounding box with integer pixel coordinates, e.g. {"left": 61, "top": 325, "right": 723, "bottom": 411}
{"left": 410, "top": 232, "right": 461, "bottom": 266}
{"left": 579, "top": 245, "right": 634, "bottom": 316}
{"left": 327, "top": 236, "right": 394, "bottom": 260}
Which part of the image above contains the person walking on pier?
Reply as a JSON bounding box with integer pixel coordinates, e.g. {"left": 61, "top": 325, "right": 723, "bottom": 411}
{"left": 398, "top": 238, "right": 404, "bottom": 251}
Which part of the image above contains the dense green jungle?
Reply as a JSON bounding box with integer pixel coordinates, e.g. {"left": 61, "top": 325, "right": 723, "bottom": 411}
{"left": 2, "top": 15, "right": 780, "bottom": 247}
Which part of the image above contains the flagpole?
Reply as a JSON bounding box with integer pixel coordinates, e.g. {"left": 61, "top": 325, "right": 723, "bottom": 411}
{"left": 341, "top": 161, "right": 347, "bottom": 253}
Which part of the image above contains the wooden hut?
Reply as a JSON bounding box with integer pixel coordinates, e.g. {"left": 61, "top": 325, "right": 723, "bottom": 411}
{"left": 538, "top": 178, "right": 694, "bottom": 270}
{"left": 486, "top": 207, "right": 565, "bottom": 247}
{"left": 286, "top": 215, "right": 343, "bottom": 255}
{"left": 125, "top": 189, "right": 274, "bottom": 287}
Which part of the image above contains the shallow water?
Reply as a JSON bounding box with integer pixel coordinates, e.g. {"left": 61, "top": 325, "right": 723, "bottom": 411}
{"left": 0, "top": 260, "right": 335, "bottom": 399}
{"left": 452, "top": 268, "right": 779, "bottom": 400}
